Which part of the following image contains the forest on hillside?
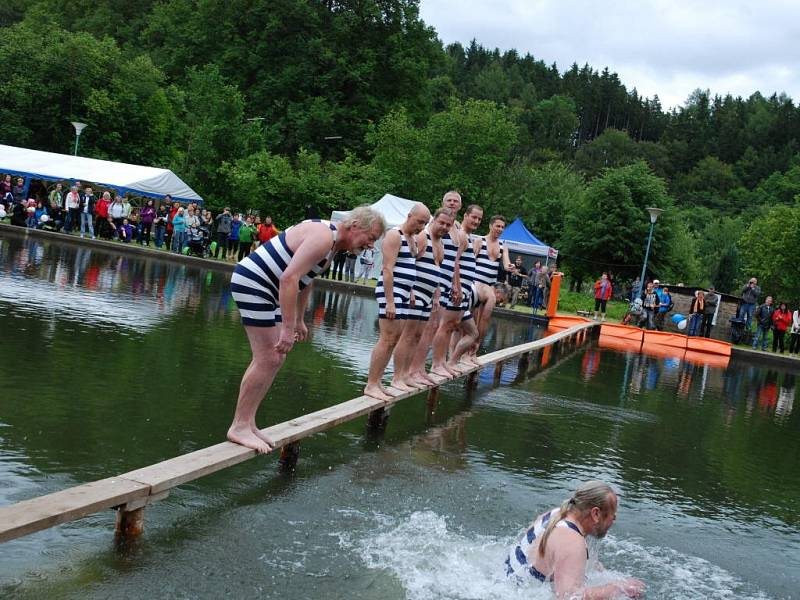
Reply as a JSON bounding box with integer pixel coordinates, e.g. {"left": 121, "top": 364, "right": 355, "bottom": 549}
{"left": 2, "top": 0, "right": 799, "bottom": 300}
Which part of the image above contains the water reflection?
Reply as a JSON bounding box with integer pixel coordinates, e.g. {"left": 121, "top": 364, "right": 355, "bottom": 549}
{"left": 0, "top": 234, "right": 237, "bottom": 332}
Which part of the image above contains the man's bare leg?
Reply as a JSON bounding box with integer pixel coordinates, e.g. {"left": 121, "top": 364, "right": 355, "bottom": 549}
{"left": 466, "top": 290, "right": 496, "bottom": 365}
{"left": 227, "top": 325, "right": 286, "bottom": 453}
{"left": 431, "top": 310, "right": 462, "bottom": 378}
{"left": 448, "top": 317, "right": 480, "bottom": 369}
{"left": 408, "top": 308, "right": 440, "bottom": 384}
{"left": 392, "top": 318, "right": 429, "bottom": 389}
{"left": 365, "top": 318, "right": 405, "bottom": 400}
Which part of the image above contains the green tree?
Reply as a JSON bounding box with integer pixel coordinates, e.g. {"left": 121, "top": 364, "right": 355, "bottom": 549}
{"left": 675, "top": 156, "right": 739, "bottom": 209}
{"left": 487, "top": 160, "right": 585, "bottom": 246}
{"left": 561, "top": 161, "right": 691, "bottom": 283}
{"left": 738, "top": 204, "right": 800, "bottom": 303}
{"left": 574, "top": 128, "right": 640, "bottom": 178}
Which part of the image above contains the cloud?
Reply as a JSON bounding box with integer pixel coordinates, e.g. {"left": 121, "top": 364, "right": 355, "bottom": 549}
{"left": 419, "top": 0, "right": 800, "bottom": 108}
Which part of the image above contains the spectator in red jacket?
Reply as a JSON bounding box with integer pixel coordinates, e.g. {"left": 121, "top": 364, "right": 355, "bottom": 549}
{"left": 94, "top": 191, "right": 111, "bottom": 237}
{"left": 593, "top": 272, "right": 613, "bottom": 322}
{"left": 257, "top": 215, "right": 279, "bottom": 245}
{"left": 772, "top": 302, "right": 792, "bottom": 353}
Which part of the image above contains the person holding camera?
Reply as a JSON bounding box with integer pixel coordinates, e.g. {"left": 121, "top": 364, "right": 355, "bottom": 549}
{"left": 739, "top": 277, "right": 761, "bottom": 330}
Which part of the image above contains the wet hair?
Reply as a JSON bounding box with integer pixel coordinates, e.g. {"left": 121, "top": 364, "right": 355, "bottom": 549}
{"left": 433, "top": 207, "right": 456, "bottom": 221}
{"left": 341, "top": 205, "right": 386, "bottom": 234}
{"left": 489, "top": 214, "right": 506, "bottom": 225}
{"left": 538, "top": 480, "right": 615, "bottom": 558}
{"left": 464, "top": 204, "right": 483, "bottom": 216}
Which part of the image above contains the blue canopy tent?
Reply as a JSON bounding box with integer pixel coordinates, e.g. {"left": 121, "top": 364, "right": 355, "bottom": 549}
{"left": 499, "top": 218, "right": 558, "bottom": 264}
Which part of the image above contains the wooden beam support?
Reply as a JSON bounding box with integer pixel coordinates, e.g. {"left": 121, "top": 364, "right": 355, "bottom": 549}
{"left": 367, "top": 406, "right": 390, "bottom": 432}
{"left": 115, "top": 506, "right": 145, "bottom": 538}
{"left": 278, "top": 442, "right": 301, "bottom": 474}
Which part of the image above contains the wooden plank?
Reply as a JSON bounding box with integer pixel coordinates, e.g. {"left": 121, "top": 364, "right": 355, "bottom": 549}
{"left": 0, "top": 322, "right": 597, "bottom": 543}
{"left": 0, "top": 477, "right": 150, "bottom": 543}
{"left": 122, "top": 396, "right": 386, "bottom": 494}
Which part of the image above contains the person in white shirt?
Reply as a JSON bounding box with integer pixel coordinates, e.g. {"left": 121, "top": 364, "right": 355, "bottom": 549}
{"left": 790, "top": 306, "right": 800, "bottom": 354}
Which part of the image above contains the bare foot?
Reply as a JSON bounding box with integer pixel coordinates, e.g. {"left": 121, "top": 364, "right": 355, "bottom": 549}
{"left": 389, "top": 379, "right": 416, "bottom": 393}
{"left": 447, "top": 361, "right": 467, "bottom": 375}
{"left": 430, "top": 366, "right": 453, "bottom": 380}
{"left": 403, "top": 377, "right": 429, "bottom": 390}
{"left": 428, "top": 370, "right": 449, "bottom": 384}
{"left": 227, "top": 425, "right": 272, "bottom": 453}
{"left": 465, "top": 355, "right": 482, "bottom": 367}
{"left": 386, "top": 384, "right": 411, "bottom": 397}
{"left": 252, "top": 426, "right": 276, "bottom": 448}
{"left": 411, "top": 370, "right": 438, "bottom": 386}
{"left": 364, "top": 383, "right": 393, "bottom": 401}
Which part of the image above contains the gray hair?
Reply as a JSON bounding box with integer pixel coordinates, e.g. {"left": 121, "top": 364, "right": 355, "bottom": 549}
{"left": 538, "top": 480, "right": 615, "bottom": 558}
{"left": 340, "top": 205, "right": 386, "bottom": 234}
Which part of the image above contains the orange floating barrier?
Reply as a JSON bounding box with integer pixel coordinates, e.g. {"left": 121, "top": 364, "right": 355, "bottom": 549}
{"left": 642, "top": 329, "right": 688, "bottom": 350}
{"left": 599, "top": 323, "right": 644, "bottom": 343}
{"left": 598, "top": 334, "right": 643, "bottom": 353}
{"left": 640, "top": 342, "right": 686, "bottom": 361}
{"left": 686, "top": 336, "right": 731, "bottom": 356}
{"left": 548, "top": 315, "right": 590, "bottom": 330}
{"left": 684, "top": 350, "right": 731, "bottom": 369}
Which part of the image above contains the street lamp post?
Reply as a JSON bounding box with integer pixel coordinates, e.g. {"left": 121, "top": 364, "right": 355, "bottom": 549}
{"left": 636, "top": 207, "right": 664, "bottom": 297}
{"left": 71, "top": 121, "right": 88, "bottom": 156}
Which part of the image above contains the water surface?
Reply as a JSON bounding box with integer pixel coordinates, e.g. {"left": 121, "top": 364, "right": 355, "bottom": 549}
{"left": 0, "top": 231, "right": 798, "bottom": 599}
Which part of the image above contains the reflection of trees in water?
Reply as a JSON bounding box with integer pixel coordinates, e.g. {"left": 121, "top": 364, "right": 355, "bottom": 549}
{"left": 0, "top": 235, "right": 238, "bottom": 323}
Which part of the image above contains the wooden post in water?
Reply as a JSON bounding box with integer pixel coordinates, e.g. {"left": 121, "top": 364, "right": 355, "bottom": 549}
{"left": 115, "top": 507, "right": 144, "bottom": 537}
{"left": 494, "top": 360, "right": 504, "bottom": 381}
{"left": 278, "top": 442, "right": 301, "bottom": 473}
{"left": 466, "top": 371, "right": 478, "bottom": 387}
{"left": 426, "top": 387, "right": 439, "bottom": 413}
{"left": 367, "top": 406, "right": 390, "bottom": 432}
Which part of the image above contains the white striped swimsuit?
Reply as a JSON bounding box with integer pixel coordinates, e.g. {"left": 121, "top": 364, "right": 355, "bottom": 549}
{"left": 439, "top": 229, "right": 460, "bottom": 310}
{"left": 474, "top": 236, "right": 504, "bottom": 286}
{"left": 458, "top": 236, "right": 478, "bottom": 320}
{"left": 230, "top": 220, "right": 337, "bottom": 327}
{"left": 407, "top": 229, "right": 440, "bottom": 321}
{"left": 505, "top": 508, "right": 587, "bottom": 583}
{"left": 375, "top": 226, "right": 416, "bottom": 319}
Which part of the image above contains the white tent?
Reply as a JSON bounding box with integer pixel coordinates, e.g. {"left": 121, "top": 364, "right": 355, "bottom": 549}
{"left": 330, "top": 193, "right": 419, "bottom": 280}
{"left": 0, "top": 144, "right": 202, "bottom": 203}
{"left": 330, "top": 193, "right": 417, "bottom": 228}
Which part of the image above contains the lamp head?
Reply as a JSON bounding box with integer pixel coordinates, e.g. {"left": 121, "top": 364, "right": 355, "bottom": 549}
{"left": 646, "top": 207, "right": 663, "bottom": 224}
{"left": 71, "top": 121, "right": 88, "bottom": 135}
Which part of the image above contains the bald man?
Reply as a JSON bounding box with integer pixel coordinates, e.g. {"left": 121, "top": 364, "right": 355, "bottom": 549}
{"left": 364, "top": 202, "right": 431, "bottom": 401}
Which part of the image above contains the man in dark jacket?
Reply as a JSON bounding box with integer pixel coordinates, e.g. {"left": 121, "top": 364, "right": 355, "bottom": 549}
{"left": 214, "top": 207, "right": 233, "bottom": 259}
{"left": 701, "top": 286, "right": 720, "bottom": 338}
{"left": 738, "top": 278, "right": 761, "bottom": 330}
{"left": 752, "top": 296, "right": 774, "bottom": 351}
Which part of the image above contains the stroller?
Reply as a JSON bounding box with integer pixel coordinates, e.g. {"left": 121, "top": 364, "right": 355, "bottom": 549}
{"left": 186, "top": 225, "right": 210, "bottom": 257}
{"left": 621, "top": 297, "right": 644, "bottom": 326}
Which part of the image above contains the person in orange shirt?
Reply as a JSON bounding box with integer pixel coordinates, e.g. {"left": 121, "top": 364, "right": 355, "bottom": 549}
{"left": 257, "top": 215, "right": 279, "bottom": 246}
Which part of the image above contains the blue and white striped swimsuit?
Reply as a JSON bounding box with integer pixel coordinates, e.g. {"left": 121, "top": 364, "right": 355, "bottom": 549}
{"left": 505, "top": 508, "right": 587, "bottom": 583}
{"left": 407, "top": 229, "right": 440, "bottom": 321}
{"left": 458, "top": 236, "right": 478, "bottom": 320}
{"left": 474, "top": 236, "right": 504, "bottom": 286}
{"left": 230, "top": 220, "right": 337, "bottom": 327}
{"left": 376, "top": 226, "right": 416, "bottom": 319}
{"left": 439, "top": 229, "right": 459, "bottom": 310}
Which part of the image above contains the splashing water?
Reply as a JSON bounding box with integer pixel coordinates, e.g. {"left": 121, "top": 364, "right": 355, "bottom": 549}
{"left": 340, "top": 511, "right": 775, "bottom": 600}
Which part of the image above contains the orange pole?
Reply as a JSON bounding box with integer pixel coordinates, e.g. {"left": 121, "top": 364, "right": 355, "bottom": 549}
{"left": 545, "top": 273, "right": 562, "bottom": 318}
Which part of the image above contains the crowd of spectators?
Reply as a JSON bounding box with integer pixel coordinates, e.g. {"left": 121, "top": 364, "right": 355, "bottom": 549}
{"left": 738, "top": 278, "right": 799, "bottom": 354}
{"left": 0, "top": 175, "right": 280, "bottom": 261}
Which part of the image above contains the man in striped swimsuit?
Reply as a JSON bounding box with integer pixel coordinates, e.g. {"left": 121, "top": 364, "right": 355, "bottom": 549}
{"left": 505, "top": 480, "right": 644, "bottom": 599}
{"left": 454, "top": 215, "right": 514, "bottom": 364}
{"left": 364, "top": 203, "right": 431, "bottom": 401}
{"left": 228, "top": 207, "right": 386, "bottom": 453}
{"left": 404, "top": 191, "right": 463, "bottom": 384}
{"left": 432, "top": 204, "right": 484, "bottom": 377}
{"left": 390, "top": 207, "right": 456, "bottom": 390}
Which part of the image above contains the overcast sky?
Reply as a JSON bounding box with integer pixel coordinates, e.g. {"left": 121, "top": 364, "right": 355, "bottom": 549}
{"left": 419, "top": 0, "right": 800, "bottom": 109}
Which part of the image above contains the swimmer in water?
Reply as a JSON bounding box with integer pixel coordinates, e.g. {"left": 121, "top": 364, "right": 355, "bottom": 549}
{"left": 505, "top": 480, "right": 645, "bottom": 599}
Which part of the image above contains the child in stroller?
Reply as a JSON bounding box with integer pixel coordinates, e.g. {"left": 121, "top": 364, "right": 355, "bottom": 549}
{"left": 622, "top": 297, "right": 644, "bottom": 326}
{"left": 186, "top": 224, "right": 210, "bottom": 257}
